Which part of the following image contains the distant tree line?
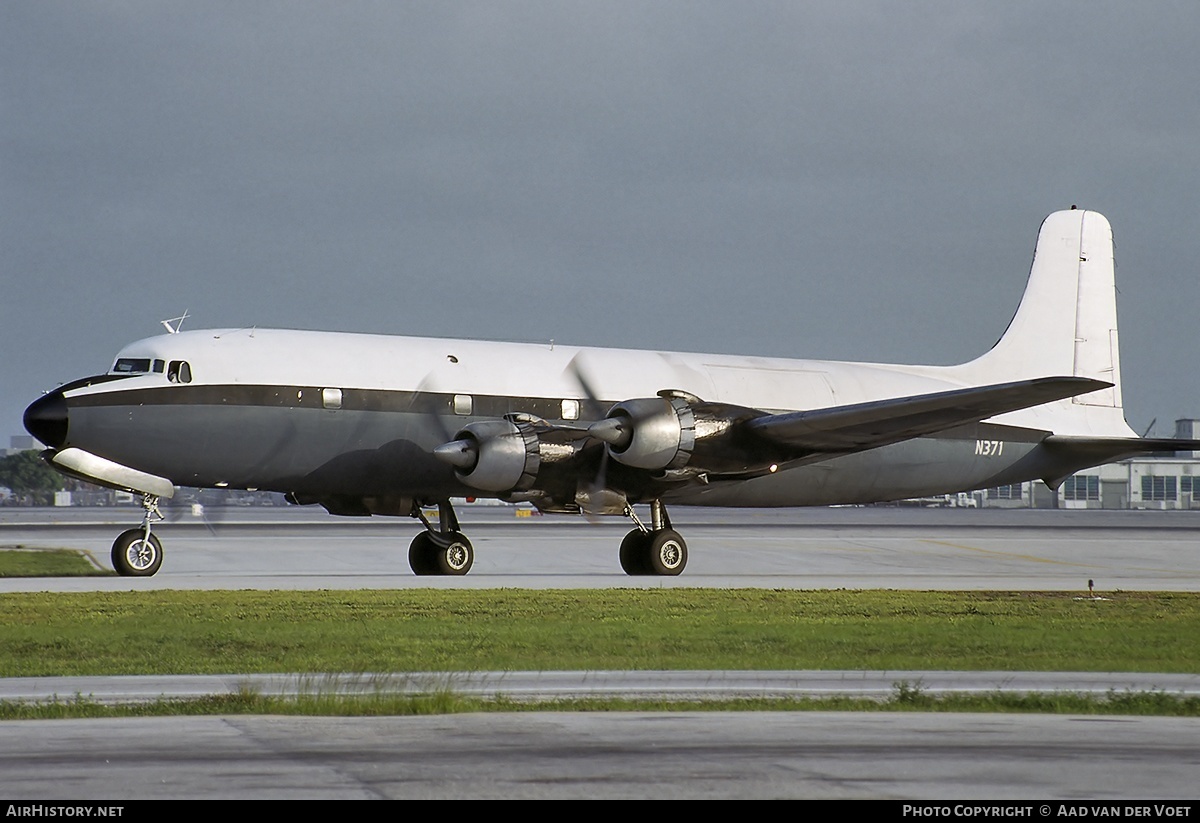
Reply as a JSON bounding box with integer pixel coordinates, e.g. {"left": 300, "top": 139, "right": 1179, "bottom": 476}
{"left": 0, "top": 450, "right": 64, "bottom": 505}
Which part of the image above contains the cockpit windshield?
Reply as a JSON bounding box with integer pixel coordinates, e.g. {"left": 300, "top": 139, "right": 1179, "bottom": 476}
{"left": 113, "top": 358, "right": 159, "bottom": 374}
{"left": 111, "top": 357, "right": 190, "bottom": 381}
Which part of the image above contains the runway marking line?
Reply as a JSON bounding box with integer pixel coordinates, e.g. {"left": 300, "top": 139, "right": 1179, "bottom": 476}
{"left": 922, "top": 539, "right": 1100, "bottom": 569}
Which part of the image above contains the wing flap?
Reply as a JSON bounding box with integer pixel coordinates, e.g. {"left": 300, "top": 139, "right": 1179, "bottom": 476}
{"left": 745, "top": 376, "right": 1110, "bottom": 453}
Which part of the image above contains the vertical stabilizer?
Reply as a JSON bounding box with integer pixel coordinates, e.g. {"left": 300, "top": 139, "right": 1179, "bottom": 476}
{"left": 959, "top": 209, "right": 1122, "bottom": 410}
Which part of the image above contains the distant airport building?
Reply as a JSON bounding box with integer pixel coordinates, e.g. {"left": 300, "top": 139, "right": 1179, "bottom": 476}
{"left": 983, "top": 419, "right": 1200, "bottom": 510}
{"left": 1175, "top": 418, "right": 1200, "bottom": 459}
{"left": 6, "top": 435, "right": 38, "bottom": 456}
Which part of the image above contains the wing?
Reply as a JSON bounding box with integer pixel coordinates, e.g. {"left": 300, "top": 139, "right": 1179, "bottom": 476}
{"left": 432, "top": 375, "right": 1112, "bottom": 513}
{"left": 744, "top": 376, "right": 1110, "bottom": 454}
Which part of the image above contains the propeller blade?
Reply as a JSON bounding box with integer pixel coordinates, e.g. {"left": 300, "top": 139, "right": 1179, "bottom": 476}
{"left": 193, "top": 500, "right": 219, "bottom": 536}
{"left": 595, "top": 447, "right": 609, "bottom": 490}
{"left": 161, "top": 491, "right": 225, "bottom": 536}
{"left": 411, "top": 372, "right": 456, "bottom": 448}
{"left": 566, "top": 354, "right": 601, "bottom": 404}
{"left": 565, "top": 354, "right": 626, "bottom": 522}
{"left": 581, "top": 449, "right": 612, "bottom": 522}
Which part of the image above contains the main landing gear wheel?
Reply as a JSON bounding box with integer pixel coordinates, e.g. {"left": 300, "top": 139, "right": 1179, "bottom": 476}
{"left": 647, "top": 529, "right": 687, "bottom": 575}
{"left": 619, "top": 529, "right": 649, "bottom": 575}
{"left": 111, "top": 528, "right": 163, "bottom": 577}
{"left": 619, "top": 528, "right": 688, "bottom": 576}
{"left": 408, "top": 531, "right": 474, "bottom": 576}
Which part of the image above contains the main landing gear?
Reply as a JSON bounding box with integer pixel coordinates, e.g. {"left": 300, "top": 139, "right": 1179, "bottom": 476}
{"left": 408, "top": 500, "right": 474, "bottom": 575}
{"left": 618, "top": 500, "right": 688, "bottom": 576}
{"left": 405, "top": 498, "right": 687, "bottom": 576}
{"left": 111, "top": 494, "right": 165, "bottom": 577}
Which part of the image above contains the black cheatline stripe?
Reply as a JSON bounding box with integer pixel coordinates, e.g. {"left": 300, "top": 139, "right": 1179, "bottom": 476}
{"left": 67, "top": 383, "right": 614, "bottom": 420}
{"left": 66, "top": 385, "right": 1050, "bottom": 444}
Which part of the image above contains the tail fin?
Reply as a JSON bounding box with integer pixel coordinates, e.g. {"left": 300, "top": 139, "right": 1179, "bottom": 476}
{"left": 952, "top": 208, "right": 1136, "bottom": 437}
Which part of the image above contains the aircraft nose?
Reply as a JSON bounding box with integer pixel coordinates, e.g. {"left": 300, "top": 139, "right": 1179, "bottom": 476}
{"left": 24, "top": 390, "right": 68, "bottom": 449}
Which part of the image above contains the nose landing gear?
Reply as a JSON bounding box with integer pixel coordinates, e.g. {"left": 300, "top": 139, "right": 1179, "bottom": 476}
{"left": 111, "top": 494, "right": 165, "bottom": 577}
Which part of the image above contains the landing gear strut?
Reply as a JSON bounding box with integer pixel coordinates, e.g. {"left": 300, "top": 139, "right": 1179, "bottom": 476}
{"left": 619, "top": 500, "right": 687, "bottom": 576}
{"left": 408, "top": 500, "right": 474, "bottom": 575}
{"left": 111, "top": 494, "right": 165, "bottom": 577}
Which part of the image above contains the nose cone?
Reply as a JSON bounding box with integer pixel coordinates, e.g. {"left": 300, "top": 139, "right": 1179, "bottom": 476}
{"left": 24, "top": 390, "right": 68, "bottom": 449}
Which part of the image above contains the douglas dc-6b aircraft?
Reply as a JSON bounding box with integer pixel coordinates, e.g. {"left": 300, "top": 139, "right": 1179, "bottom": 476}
{"left": 23, "top": 208, "right": 1200, "bottom": 577}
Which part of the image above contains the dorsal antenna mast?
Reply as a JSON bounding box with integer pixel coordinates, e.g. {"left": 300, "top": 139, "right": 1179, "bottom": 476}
{"left": 161, "top": 311, "right": 190, "bottom": 335}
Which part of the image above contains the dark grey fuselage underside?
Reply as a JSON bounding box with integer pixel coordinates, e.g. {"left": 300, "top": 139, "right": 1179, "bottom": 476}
{"left": 55, "top": 381, "right": 1090, "bottom": 512}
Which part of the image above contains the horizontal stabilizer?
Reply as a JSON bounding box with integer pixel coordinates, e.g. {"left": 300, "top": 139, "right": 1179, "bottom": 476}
{"left": 1042, "top": 435, "right": 1200, "bottom": 465}
{"left": 746, "top": 376, "right": 1110, "bottom": 453}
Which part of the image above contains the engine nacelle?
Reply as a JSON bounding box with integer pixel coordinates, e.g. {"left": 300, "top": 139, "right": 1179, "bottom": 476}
{"left": 604, "top": 395, "right": 696, "bottom": 471}
{"left": 444, "top": 419, "right": 540, "bottom": 493}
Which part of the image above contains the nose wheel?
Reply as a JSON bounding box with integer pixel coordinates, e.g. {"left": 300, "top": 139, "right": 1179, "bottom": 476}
{"left": 111, "top": 529, "right": 163, "bottom": 576}
{"left": 111, "top": 494, "right": 165, "bottom": 577}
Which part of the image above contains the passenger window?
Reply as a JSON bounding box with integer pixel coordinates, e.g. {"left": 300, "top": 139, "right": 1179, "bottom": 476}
{"left": 453, "top": 394, "right": 472, "bottom": 415}
{"left": 167, "top": 361, "right": 192, "bottom": 384}
{"left": 322, "top": 388, "right": 343, "bottom": 410}
{"left": 561, "top": 399, "right": 580, "bottom": 420}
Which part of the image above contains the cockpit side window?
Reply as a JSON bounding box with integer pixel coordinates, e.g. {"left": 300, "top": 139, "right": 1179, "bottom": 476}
{"left": 167, "top": 360, "right": 192, "bottom": 384}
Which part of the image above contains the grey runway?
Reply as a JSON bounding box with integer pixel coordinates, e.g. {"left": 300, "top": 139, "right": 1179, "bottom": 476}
{"left": 2, "top": 506, "right": 1199, "bottom": 591}
{"left": 3, "top": 506, "right": 1199, "bottom": 799}
{"left": 2, "top": 712, "right": 1198, "bottom": 800}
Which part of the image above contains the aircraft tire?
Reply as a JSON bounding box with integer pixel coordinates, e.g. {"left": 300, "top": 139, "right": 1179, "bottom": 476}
{"left": 408, "top": 532, "right": 438, "bottom": 575}
{"left": 111, "top": 529, "right": 164, "bottom": 577}
{"left": 619, "top": 529, "right": 650, "bottom": 575}
{"left": 646, "top": 529, "right": 687, "bottom": 576}
{"left": 410, "top": 531, "right": 474, "bottom": 575}
{"left": 435, "top": 532, "right": 474, "bottom": 575}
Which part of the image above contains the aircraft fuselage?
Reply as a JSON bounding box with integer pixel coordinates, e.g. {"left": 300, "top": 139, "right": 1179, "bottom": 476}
{"left": 27, "top": 328, "right": 1074, "bottom": 514}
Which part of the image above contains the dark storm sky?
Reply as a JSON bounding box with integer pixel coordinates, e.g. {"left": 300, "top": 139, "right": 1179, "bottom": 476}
{"left": 4, "top": 2, "right": 1198, "bottom": 439}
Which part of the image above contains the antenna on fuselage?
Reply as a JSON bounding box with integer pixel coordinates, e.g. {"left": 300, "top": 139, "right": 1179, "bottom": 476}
{"left": 161, "top": 310, "right": 190, "bottom": 334}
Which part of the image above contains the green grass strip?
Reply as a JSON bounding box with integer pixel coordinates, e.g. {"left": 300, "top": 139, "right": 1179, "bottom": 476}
{"left": 3, "top": 688, "right": 1199, "bottom": 720}
{"left": 0, "top": 548, "right": 110, "bottom": 578}
{"left": 2, "top": 589, "right": 1197, "bottom": 676}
